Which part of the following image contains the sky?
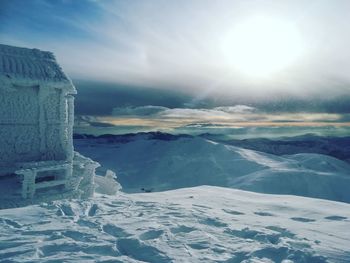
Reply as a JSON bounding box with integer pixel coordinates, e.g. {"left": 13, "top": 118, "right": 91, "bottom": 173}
{"left": 1, "top": 0, "right": 350, "bottom": 135}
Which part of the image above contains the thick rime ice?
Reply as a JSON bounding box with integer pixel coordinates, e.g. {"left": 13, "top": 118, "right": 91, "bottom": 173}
{"left": 0, "top": 44, "right": 100, "bottom": 208}
{"left": 94, "top": 169, "right": 122, "bottom": 195}
{"left": 0, "top": 44, "right": 71, "bottom": 83}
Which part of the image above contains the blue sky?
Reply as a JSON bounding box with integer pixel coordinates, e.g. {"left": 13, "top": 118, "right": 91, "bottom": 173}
{"left": 2, "top": 0, "right": 350, "bottom": 97}
{"left": 0, "top": 0, "right": 102, "bottom": 41}
{"left": 1, "top": 0, "right": 350, "bottom": 134}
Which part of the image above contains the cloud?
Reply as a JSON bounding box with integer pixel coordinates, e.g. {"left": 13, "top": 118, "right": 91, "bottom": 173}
{"left": 112, "top": 106, "right": 169, "bottom": 116}
{"left": 214, "top": 105, "right": 256, "bottom": 114}
{"left": 160, "top": 108, "right": 229, "bottom": 119}
{"left": 76, "top": 104, "right": 349, "bottom": 136}
{"left": 75, "top": 112, "right": 350, "bottom": 138}
{"left": 75, "top": 115, "right": 116, "bottom": 127}
{"left": 111, "top": 105, "right": 257, "bottom": 120}
{"left": 109, "top": 105, "right": 346, "bottom": 125}
{"left": 3, "top": 0, "right": 350, "bottom": 99}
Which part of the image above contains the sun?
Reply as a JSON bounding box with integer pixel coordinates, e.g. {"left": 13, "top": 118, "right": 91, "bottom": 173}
{"left": 222, "top": 16, "right": 304, "bottom": 77}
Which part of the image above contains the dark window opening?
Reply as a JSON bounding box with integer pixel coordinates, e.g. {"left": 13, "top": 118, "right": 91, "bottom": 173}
{"left": 35, "top": 175, "right": 55, "bottom": 183}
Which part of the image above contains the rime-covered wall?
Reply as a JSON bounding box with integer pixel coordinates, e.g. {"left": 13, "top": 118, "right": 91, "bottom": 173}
{"left": 41, "top": 87, "right": 67, "bottom": 161}
{"left": 0, "top": 84, "right": 72, "bottom": 168}
{"left": 0, "top": 44, "right": 76, "bottom": 174}
{"left": 0, "top": 44, "right": 85, "bottom": 206}
{"left": 0, "top": 85, "right": 41, "bottom": 165}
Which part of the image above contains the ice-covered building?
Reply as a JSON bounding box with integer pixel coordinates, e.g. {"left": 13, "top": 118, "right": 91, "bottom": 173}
{"left": 0, "top": 44, "right": 99, "bottom": 208}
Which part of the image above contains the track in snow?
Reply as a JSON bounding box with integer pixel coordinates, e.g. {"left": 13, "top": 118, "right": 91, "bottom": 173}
{"left": 1, "top": 186, "right": 350, "bottom": 262}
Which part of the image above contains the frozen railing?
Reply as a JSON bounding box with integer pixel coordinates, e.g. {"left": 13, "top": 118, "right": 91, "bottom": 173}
{"left": 0, "top": 153, "right": 100, "bottom": 209}
{"left": 15, "top": 160, "right": 72, "bottom": 199}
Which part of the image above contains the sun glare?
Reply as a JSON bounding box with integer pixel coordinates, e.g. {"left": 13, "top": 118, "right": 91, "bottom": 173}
{"left": 223, "top": 16, "right": 304, "bottom": 77}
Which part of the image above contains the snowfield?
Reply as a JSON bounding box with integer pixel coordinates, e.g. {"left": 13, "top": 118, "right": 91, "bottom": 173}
{"left": 75, "top": 135, "right": 350, "bottom": 203}
{"left": 1, "top": 133, "right": 349, "bottom": 262}
{"left": 1, "top": 186, "right": 350, "bottom": 262}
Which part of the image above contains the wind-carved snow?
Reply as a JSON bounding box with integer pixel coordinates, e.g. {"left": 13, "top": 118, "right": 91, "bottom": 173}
{"left": 232, "top": 146, "right": 290, "bottom": 169}
{"left": 75, "top": 136, "right": 350, "bottom": 203}
{"left": 0, "top": 186, "right": 350, "bottom": 262}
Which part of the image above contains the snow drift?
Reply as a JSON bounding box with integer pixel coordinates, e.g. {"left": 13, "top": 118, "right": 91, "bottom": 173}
{"left": 1, "top": 186, "right": 349, "bottom": 262}
{"left": 75, "top": 135, "right": 350, "bottom": 203}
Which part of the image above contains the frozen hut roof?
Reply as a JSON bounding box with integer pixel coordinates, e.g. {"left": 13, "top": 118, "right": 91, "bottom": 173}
{"left": 0, "top": 44, "right": 75, "bottom": 92}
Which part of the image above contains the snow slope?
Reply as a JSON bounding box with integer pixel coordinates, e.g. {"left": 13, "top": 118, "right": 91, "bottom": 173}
{"left": 75, "top": 136, "right": 350, "bottom": 203}
{"left": 200, "top": 134, "right": 350, "bottom": 163}
{"left": 1, "top": 186, "right": 350, "bottom": 262}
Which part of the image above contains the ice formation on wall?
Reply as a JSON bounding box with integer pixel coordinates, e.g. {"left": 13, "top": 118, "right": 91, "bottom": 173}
{"left": 0, "top": 44, "right": 100, "bottom": 208}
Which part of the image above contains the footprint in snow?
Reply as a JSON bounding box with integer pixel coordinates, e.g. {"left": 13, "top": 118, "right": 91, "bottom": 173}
{"left": 116, "top": 238, "right": 171, "bottom": 263}
{"left": 222, "top": 209, "right": 245, "bottom": 215}
{"left": 187, "top": 241, "right": 210, "bottom": 250}
{"left": 167, "top": 204, "right": 179, "bottom": 211}
{"left": 0, "top": 240, "right": 33, "bottom": 250}
{"left": 62, "top": 230, "right": 96, "bottom": 242}
{"left": 88, "top": 204, "right": 98, "bottom": 216}
{"left": 111, "top": 201, "right": 127, "bottom": 206}
{"left": 77, "top": 219, "right": 99, "bottom": 228}
{"left": 39, "top": 243, "right": 119, "bottom": 258}
{"left": 0, "top": 248, "right": 34, "bottom": 260}
{"left": 200, "top": 217, "right": 228, "bottom": 228}
{"left": 38, "top": 243, "right": 79, "bottom": 257}
{"left": 225, "top": 243, "right": 327, "bottom": 263}
{"left": 192, "top": 204, "right": 211, "bottom": 209}
{"left": 21, "top": 229, "right": 57, "bottom": 236}
{"left": 251, "top": 245, "right": 328, "bottom": 263}
{"left": 139, "top": 229, "right": 164, "bottom": 240}
{"left": 134, "top": 201, "right": 157, "bottom": 208}
{"left": 0, "top": 218, "right": 22, "bottom": 228}
{"left": 170, "top": 225, "right": 196, "bottom": 234}
{"left": 254, "top": 211, "right": 274, "bottom": 217}
{"left": 104, "top": 203, "right": 120, "bottom": 208}
{"left": 324, "top": 215, "right": 347, "bottom": 221}
{"left": 35, "top": 220, "right": 51, "bottom": 225}
{"left": 265, "top": 226, "right": 295, "bottom": 239}
{"left": 102, "top": 224, "right": 130, "bottom": 238}
{"left": 56, "top": 204, "right": 76, "bottom": 217}
{"left": 290, "top": 217, "right": 316, "bottom": 223}
{"left": 164, "top": 211, "right": 184, "bottom": 218}
{"left": 225, "top": 227, "right": 280, "bottom": 244}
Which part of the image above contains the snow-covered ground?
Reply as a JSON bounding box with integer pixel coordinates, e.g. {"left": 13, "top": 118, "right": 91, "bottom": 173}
{"left": 75, "top": 135, "right": 350, "bottom": 203}
{"left": 1, "top": 186, "right": 350, "bottom": 262}
{"left": 1, "top": 133, "right": 349, "bottom": 262}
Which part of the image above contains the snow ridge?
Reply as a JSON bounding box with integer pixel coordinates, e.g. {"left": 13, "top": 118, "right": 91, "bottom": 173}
{"left": 75, "top": 136, "right": 350, "bottom": 203}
